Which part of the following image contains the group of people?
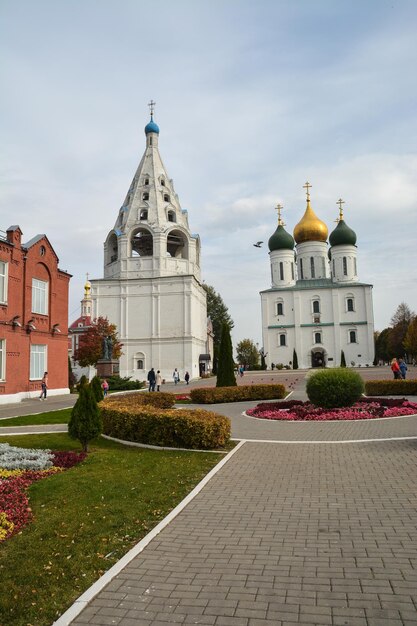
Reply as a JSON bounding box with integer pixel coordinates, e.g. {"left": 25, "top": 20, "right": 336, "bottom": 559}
{"left": 391, "top": 357, "right": 408, "bottom": 379}
{"left": 147, "top": 368, "right": 190, "bottom": 391}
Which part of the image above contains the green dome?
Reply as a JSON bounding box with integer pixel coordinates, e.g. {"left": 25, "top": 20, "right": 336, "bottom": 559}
{"left": 329, "top": 219, "right": 357, "bottom": 246}
{"left": 268, "top": 224, "right": 295, "bottom": 252}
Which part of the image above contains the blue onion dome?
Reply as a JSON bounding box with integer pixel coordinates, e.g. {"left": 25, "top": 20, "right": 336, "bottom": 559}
{"left": 329, "top": 219, "right": 357, "bottom": 246}
{"left": 144, "top": 116, "right": 160, "bottom": 135}
{"left": 268, "top": 224, "right": 295, "bottom": 252}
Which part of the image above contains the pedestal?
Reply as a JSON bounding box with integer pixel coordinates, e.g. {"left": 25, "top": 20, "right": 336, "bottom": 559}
{"left": 96, "top": 359, "right": 119, "bottom": 378}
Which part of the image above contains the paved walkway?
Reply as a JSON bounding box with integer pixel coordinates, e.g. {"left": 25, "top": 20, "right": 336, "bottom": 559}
{"left": 1, "top": 372, "right": 417, "bottom": 625}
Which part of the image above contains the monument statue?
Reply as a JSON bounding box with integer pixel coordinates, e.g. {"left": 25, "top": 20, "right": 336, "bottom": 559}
{"left": 102, "top": 335, "right": 113, "bottom": 360}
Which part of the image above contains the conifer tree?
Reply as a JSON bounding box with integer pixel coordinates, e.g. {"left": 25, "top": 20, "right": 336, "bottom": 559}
{"left": 292, "top": 349, "right": 298, "bottom": 370}
{"left": 216, "top": 324, "right": 237, "bottom": 387}
{"left": 68, "top": 384, "right": 102, "bottom": 452}
{"left": 90, "top": 375, "right": 104, "bottom": 402}
{"left": 340, "top": 350, "right": 346, "bottom": 367}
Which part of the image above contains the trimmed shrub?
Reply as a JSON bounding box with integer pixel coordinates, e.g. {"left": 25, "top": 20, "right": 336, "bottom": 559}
{"left": 292, "top": 349, "right": 298, "bottom": 370}
{"left": 76, "top": 375, "right": 88, "bottom": 391}
{"left": 101, "top": 405, "right": 230, "bottom": 450}
{"left": 190, "top": 384, "right": 286, "bottom": 404}
{"left": 104, "top": 391, "right": 175, "bottom": 410}
{"left": 340, "top": 350, "right": 346, "bottom": 367}
{"left": 107, "top": 375, "right": 144, "bottom": 391}
{"left": 90, "top": 375, "right": 104, "bottom": 402}
{"left": 306, "top": 368, "right": 364, "bottom": 408}
{"left": 68, "top": 384, "right": 102, "bottom": 451}
{"left": 216, "top": 324, "right": 237, "bottom": 387}
{"left": 365, "top": 379, "right": 417, "bottom": 396}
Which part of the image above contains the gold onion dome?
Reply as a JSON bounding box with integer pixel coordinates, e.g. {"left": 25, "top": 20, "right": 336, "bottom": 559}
{"left": 293, "top": 182, "right": 328, "bottom": 244}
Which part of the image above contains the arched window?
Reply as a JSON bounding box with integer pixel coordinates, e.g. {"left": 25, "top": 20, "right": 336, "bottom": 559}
{"left": 107, "top": 232, "right": 118, "bottom": 264}
{"left": 343, "top": 257, "right": 348, "bottom": 276}
{"left": 144, "top": 178, "right": 149, "bottom": 185}
{"left": 140, "top": 210, "right": 148, "bottom": 220}
{"left": 314, "top": 332, "right": 322, "bottom": 344}
{"left": 137, "top": 359, "right": 144, "bottom": 369}
{"left": 131, "top": 228, "right": 153, "bottom": 257}
{"left": 160, "top": 178, "right": 165, "bottom": 186}
{"left": 164, "top": 193, "right": 170, "bottom": 202}
{"left": 167, "top": 210, "right": 176, "bottom": 222}
{"left": 167, "top": 229, "right": 188, "bottom": 259}
{"left": 279, "top": 262, "right": 284, "bottom": 281}
{"left": 300, "top": 258, "right": 304, "bottom": 279}
{"left": 349, "top": 330, "right": 357, "bottom": 343}
{"left": 277, "top": 302, "right": 284, "bottom": 316}
{"left": 143, "top": 192, "right": 149, "bottom": 201}
{"left": 347, "top": 297, "right": 354, "bottom": 312}
{"left": 354, "top": 258, "right": 357, "bottom": 275}
{"left": 313, "top": 300, "right": 320, "bottom": 314}
{"left": 279, "top": 333, "right": 286, "bottom": 347}
{"left": 291, "top": 263, "right": 294, "bottom": 280}
{"left": 310, "top": 257, "right": 315, "bottom": 278}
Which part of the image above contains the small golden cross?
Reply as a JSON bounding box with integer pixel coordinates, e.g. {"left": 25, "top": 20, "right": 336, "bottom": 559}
{"left": 336, "top": 198, "right": 345, "bottom": 220}
{"left": 148, "top": 100, "right": 156, "bottom": 117}
{"left": 275, "top": 203, "right": 284, "bottom": 225}
{"left": 303, "top": 181, "right": 312, "bottom": 200}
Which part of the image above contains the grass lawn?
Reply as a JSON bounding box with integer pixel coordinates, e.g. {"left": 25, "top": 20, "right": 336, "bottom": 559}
{"left": 0, "top": 433, "right": 222, "bottom": 626}
{"left": 0, "top": 408, "right": 72, "bottom": 427}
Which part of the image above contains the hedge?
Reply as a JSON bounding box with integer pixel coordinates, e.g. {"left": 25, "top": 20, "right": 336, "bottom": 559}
{"left": 365, "top": 379, "right": 417, "bottom": 396}
{"left": 190, "top": 384, "right": 286, "bottom": 404}
{"left": 100, "top": 404, "right": 230, "bottom": 450}
{"left": 104, "top": 391, "right": 175, "bottom": 409}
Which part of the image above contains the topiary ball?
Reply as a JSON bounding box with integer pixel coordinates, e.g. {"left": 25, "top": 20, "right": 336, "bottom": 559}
{"left": 306, "top": 368, "right": 364, "bottom": 408}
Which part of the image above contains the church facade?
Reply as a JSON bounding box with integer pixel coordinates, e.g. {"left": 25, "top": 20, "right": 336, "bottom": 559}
{"left": 90, "top": 108, "right": 207, "bottom": 381}
{"left": 260, "top": 185, "right": 375, "bottom": 369}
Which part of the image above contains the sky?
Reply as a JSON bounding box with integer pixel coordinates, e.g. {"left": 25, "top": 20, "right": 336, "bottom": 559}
{"left": 1, "top": 0, "right": 416, "bottom": 348}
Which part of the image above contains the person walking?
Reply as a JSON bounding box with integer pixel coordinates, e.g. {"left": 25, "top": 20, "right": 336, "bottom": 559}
{"left": 391, "top": 358, "right": 401, "bottom": 379}
{"left": 39, "top": 372, "right": 48, "bottom": 400}
{"left": 102, "top": 379, "right": 109, "bottom": 397}
{"left": 156, "top": 370, "right": 162, "bottom": 391}
{"left": 173, "top": 368, "right": 179, "bottom": 385}
{"left": 184, "top": 371, "right": 190, "bottom": 385}
{"left": 398, "top": 358, "right": 407, "bottom": 380}
{"left": 147, "top": 367, "right": 156, "bottom": 391}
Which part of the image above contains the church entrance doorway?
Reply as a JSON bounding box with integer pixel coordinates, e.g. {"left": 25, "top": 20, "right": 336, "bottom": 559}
{"left": 311, "top": 350, "right": 325, "bottom": 368}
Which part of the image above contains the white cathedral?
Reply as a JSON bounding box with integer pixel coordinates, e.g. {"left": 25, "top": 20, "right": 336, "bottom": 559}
{"left": 260, "top": 184, "right": 375, "bottom": 369}
{"left": 90, "top": 106, "right": 207, "bottom": 381}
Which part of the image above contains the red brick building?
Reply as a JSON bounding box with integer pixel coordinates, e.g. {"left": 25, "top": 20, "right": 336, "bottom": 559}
{"left": 0, "top": 226, "right": 71, "bottom": 403}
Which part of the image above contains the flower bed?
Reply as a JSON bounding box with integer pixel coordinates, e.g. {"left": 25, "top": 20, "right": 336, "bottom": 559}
{"left": 0, "top": 446, "right": 86, "bottom": 542}
{"left": 246, "top": 397, "right": 417, "bottom": 421}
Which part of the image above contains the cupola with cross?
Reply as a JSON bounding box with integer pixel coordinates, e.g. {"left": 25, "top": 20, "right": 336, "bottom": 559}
{"left": 103, "top": 101, "right": 201, "bottom": 282}
{"left": 268, "top": 204, "right": 296, "bottom": 288}
{"left": 294, "top": 182, "right": 330, "bottom": 281}
{"left": 329, "top": 199, "right": 358, "bottom": 283}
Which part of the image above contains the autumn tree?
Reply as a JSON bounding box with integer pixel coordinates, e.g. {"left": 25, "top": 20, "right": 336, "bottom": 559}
{"left": 74, "top": 317, "right": 123, "bottom": 367}
{"left": 404, "top": 316, "right": 417, "bottom": 361}
{"left": 388, "top": 302, "right": 414, "bottom": 357}
{"left": 203, "top": 284, "right": 234, "bottom": 374}
{"left": 236, "top": 339, "right": 259, "bottom": 369}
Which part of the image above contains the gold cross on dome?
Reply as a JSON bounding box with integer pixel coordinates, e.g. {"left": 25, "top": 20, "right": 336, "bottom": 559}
{"left": 303, "top": 181, "right": 312, "bottom": 200}
{"left": 275, "top": 203, "right": 284, "bottom": 225}
{"left": 336, "top": 198, "right": 345, "bottom": 221}
{"left": 148, "top": 100, "right": 156, "bottom": 117}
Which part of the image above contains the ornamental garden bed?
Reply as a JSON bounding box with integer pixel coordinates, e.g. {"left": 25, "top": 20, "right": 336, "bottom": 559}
{"left": 246, "top": 397, "right": 417, "bottom": 421}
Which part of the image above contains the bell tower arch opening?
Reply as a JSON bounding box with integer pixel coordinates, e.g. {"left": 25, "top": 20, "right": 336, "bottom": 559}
{"left": 167, "top": 229, "right": 188, "bottom": 259}
{"left": 131, "top": 227, "right": 153, "bottom": 257}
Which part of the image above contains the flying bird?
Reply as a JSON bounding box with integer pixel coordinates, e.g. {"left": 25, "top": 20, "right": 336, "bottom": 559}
{"left": 253, "top": 241, "right": 263, "bottom": 248}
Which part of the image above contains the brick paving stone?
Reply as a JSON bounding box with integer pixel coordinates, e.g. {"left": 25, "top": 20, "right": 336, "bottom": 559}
{"left": 67, "top": 435, "right": 417, "bottom": 626}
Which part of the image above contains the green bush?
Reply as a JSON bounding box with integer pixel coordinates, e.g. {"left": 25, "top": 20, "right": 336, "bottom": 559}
{"left": 90, "top": 375, "right": 104, "bottom": 402}
{"left": 190, "top": 384, "right": 286, "bottom": 404}
{"left": 68, "top": 384, "right": 102, "bottom": 451}
{"left": 306, "top": 368, "right": 364, "bottom": 408}
{"left": 365, "top": 379, "right": 417, "bottom": 396}
{"left": 101, "top": 405, "right": 230, "bottom": 450}
{"left": 76, "top": 375, "right": 88, "bottom": 391}
{"left": 106, "top": 375, "right": 144, "bottom": 391}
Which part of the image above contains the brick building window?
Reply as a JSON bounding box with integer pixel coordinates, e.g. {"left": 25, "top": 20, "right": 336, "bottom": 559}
{"left": 32, "top": 278, "right": 48, "bottom": 315}
{"left": 0, "top": 261, "right": 7, "bottom": 304}
{"left": 0, "top": 339, "right": 5, "bottom": 380}
{"left": 30, "top": 344, "right": 47, "bottom": 379}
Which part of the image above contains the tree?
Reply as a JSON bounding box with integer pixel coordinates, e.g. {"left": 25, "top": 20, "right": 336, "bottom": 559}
{"left": 203, "top": 284, "right": 234, "bottom": 374}
{"left": 340, "top": 350, "right": 346, "bottom": 367}
{"left": 388, "top": 302, "right": 414, "bottom": 357}
{"left": 90, "top": 375, "right": 104, "bottom": 402}
{"left": 404, "top": 316, "right": 417, "bottom": 361}
{"left": 293, "top": 349, "right": 298, "bottom": 370}
{"left": 236, "top": 339, "right": 259, "bottom": 369}
{"left": 68, "top": 356, "right": 76, "bottom": 391}
{"left": 68, "top": 384, "right": 102, "bottom": 452}
{"left": 375, "top": 327, "right": 393, "bottom": 363}
{"left": 74, "top": 317, "right": 123, "bottom": 367}
{"left": 216, "top": 324, "right": 237, "bottom": 387}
